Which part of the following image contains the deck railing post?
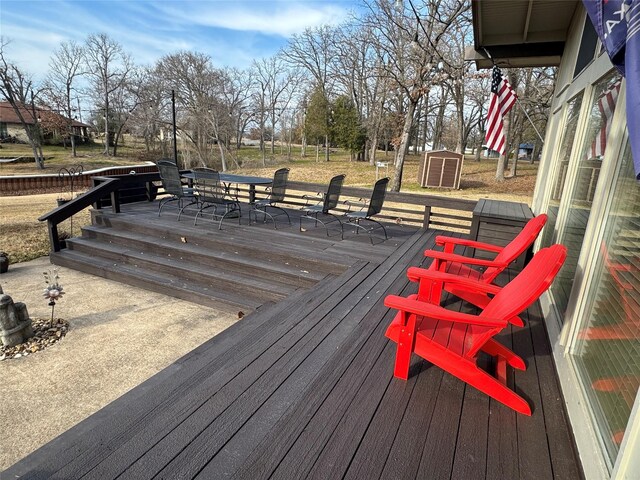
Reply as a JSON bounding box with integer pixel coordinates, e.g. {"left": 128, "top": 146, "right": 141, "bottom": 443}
{"left": 111, "top": 191, "right": 121, "bottom": 213}
{"left": 423, "top": 205, "right": 432, "bottom": 229}
{"left": 146, "top": 181, "right": 154, "bottom": 202}
{"left": 47, "top": 220, "right": 61, "bottom": 252}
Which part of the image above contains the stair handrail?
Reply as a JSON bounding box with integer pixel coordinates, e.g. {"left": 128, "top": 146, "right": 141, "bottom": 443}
{"left": 39, "top": 177, "right": 121, "bottom": 252}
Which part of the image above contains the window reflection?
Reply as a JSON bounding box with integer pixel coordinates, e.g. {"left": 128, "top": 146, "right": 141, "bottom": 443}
{"left": 541, "top": 95, "right": 583, "bottom": 250}
{"left": 575, "top": 143, "right": 640, "bottom": 462}
{"left": 550, "top": 71, "right": 622, "bottom": 317}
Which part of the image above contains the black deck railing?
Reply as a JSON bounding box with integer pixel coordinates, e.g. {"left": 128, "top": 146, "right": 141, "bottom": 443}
{"left": 39, "top": 172, "right": 161, "bottom": 252}
{"left": 38, "top": 170, "right": 478, "bottom": 253}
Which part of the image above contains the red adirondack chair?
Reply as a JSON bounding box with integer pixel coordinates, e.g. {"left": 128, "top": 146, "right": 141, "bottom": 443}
{"left": 421, "top": 214, "right": 548, "bottom": 327}
{"left": 384, "top": 244, "right": 567, "bottom": 416}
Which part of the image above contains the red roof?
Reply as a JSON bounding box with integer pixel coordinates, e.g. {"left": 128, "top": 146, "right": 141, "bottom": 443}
{"left": 0, "top": 102, "right": 91, "bottom": 128}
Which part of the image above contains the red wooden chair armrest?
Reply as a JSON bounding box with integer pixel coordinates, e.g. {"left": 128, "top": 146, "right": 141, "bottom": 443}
{"left": 424, "top": 249, "right": 508, "bottom": 268}
{"left": 406, "top": 267, "right": 503, "bottom": 294}
{"left": 435, "top": 235, "right": 504, "bottom": 253}
{"left": 384, "top": 295, "right": 507, "bottom": 328}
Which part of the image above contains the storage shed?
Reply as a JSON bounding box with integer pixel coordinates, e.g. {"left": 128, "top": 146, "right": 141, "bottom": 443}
{"left": 417, "top": 149, "right": 463, "bottom": 189}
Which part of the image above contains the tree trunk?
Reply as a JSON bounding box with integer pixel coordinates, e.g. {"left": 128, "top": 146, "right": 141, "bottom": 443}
{"left": 495, "top": 114, "right": 510, "bottom": 181}
{"left": 103, "top": 96, "right": 110, "bottom": 156}
{"left": 218, "top": 142, "right": 227, "bottom": 171}
{"left": 301, "top": 134, "right": 306, "bottom": 158}
{"left": 369, "top": 133, "right": 378, "bottom": 165}
{"left": 390, "top": 100, "right": 417, "bottom": 192}
{"left": 29, "top": 143, "right": 43, "bottom": 170}
{"left": 511, "top": 131, "right": 523, "bottom": 177}
{"left": 432, "top": 88, "right": 446, "bottom": 150}
{"left": 324, "top": 134, "right": 329, "bottom": 162}
{"left": 529, "top": 143, "right": 537, "bottom": 164}
{"left": 316, "top": 143, "right": 319, "bottom": 162}
{"left": 418, "top": 96, "right": 428, "bottom": 153}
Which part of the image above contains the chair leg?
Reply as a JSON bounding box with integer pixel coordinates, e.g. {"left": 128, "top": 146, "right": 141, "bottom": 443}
{"left": 393, "top": 311, "right": 416, "bottom": 380}
{"left": 481, "top": 338, "right": 526, "bottom": 370}
{"left": 158, "top": 196, "right": 177, "bottom": 216}
{"left": 414, "top": 339, "right": 531, "bottom": 415}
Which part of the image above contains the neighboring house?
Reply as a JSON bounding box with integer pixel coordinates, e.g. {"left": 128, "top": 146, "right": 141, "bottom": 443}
{"left": 468, "top": 1, "right": 639, "bottom": 479}
{"left": 518, "top": 142, "right": 535, "bottom": 158}
{"left": 0, "top": 101, "right": 91, "bottom": 143}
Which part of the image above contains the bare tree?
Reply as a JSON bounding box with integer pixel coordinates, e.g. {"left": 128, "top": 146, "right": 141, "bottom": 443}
{"left": 84, "top": 33, "right": 133, "bottom": 156}
{"left": 283, "top": 25, "right": 338, "bottom": 161}
{"left": 42, "top": 40, "right": 84, "bottom": 156}
{"left": 0, "top": 38, "right": 44, "bottom": 168}
{"left": 361, "top": 0, "right": 469, "bottom": 191}
{"left": 127, "top": 67, "right": 170, "bottom": 155}
{"left": 331, "top": 24, "right": 387, "bottom": 163}
{"left": 154, "top": 52, "right": 218, "bottom": 167}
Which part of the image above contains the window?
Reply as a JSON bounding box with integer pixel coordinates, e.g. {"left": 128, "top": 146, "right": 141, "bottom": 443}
{"left": 0, "top": 122, "right": 7, "bottom": 138}
{"left": 549, "top": 71, "right": 623, "bottom": 318}
{"left": 574, "top": 16, "right": 599, "bottom": 78}
{"left": 540, "top": 95, "right": 583, "bottom": 250}
{"left": 572, "top": 142, "right": 640, "bottom": 464}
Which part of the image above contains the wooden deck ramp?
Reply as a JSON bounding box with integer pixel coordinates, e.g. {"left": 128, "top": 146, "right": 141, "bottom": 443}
{"left": 5, "top": 224, "right": 582, "bottom": 479}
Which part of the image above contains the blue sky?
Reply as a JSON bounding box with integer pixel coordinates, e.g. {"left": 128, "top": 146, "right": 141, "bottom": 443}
{"left": 0, "top": 0, "right": 360, "bottom": 81}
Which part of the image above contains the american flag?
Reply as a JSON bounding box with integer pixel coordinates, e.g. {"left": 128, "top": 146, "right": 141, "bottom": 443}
{"left": 583, "top": 0, "right": 640, "bottom": 179}
{"left": 485, "top": 66, "right": 517, "bottom": 155}
{"left": 587, "top": 79, "right": 622, "bottom": 160}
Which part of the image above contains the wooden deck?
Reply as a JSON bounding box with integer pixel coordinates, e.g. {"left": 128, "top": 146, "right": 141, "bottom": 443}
{"left": 5, "top": 202, "right": 582, "bottom": 479}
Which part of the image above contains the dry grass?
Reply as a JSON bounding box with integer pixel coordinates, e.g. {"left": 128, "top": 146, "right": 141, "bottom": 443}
{"left": 0, "top": 193, "right": 91, "bottom": 264}
{"left": 238, "top": 151, "right": 537, "bottom": 204}
{"left": 1, "top": 144, "right": 537, "bottom": 264}
{"left": 0, "top": 137, "right": 155, "bottom": 176}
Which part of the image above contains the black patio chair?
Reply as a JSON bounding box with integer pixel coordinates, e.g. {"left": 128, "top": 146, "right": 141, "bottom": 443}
{"left": 249, "top": 167, "right": 291, "bottom": 229}
{"left": 192, "top": 167, "right": 242, "bottom": 229}
{"left": 156, "top": 159, "right": 196, "bottom": 220}
{"left": 344, "top": 177, "right": 389, "bottom": 244}
{"left": 299, "top": 174, "right": 346, "bottom": 238}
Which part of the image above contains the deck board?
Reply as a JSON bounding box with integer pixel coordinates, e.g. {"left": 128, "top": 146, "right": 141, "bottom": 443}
{"left": 5, "top": 202, "right": 583, "bottom": 480}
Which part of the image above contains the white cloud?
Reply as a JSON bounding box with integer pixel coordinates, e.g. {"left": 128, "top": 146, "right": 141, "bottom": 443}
{"left": 0, "top": 0, "right": 355, "bottom": 81}
{"left": 153, "top": 2, "right": 351, "bottom": 37}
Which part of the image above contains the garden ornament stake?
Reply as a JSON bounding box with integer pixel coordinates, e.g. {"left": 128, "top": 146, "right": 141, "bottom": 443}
{"left": 43, "top": 269, "right": 64, "bottom": 327}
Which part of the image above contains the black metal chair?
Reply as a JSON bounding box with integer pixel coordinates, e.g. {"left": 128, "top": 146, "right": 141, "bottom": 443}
{"left": 299, "top": 174, "right": 346, "bottom": 238}
{"left": 250, "top": 168, "right": 291, "bottom": 229}
{"left": 344, "top": 177, "right": 389, "bottom": 244}
{"left": 156, "top": 159, "right": 196, "bottom": 220}
{"left": 192, "top": 167, "right": 242, "bottom": 229}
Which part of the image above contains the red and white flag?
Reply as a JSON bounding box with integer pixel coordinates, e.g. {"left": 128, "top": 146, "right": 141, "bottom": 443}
{"left": 587, "top": 79, "right": 622, "bottom": 160}
{"left": 485, "top": 66, "right": 517, "bottom": 155}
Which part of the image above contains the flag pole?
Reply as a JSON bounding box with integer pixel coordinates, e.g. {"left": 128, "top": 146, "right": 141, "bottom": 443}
{"left": 482, "top": 48, "right": 544, "bottom": 145}
{"left": 515, "top": 100, "right": 545, "bottom": 144}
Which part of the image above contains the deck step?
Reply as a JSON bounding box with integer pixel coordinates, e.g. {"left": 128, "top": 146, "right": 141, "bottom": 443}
{"left": 92, "top": 210, "right": 351, "bottom": 273}
{"left": 65, "top": 237, "right": 302, "bottom": 301}
{"left": 48, "top": 203, "right": 407, "bottom": 312}
{"left": 79, "top": 225, "right": 326, "bottom": 288}
{"left": 49, "top": 249, "right": 265, "bottom": 313}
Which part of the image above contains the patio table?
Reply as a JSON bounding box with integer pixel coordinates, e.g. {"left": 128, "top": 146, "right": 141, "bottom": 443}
{"left": 182, "top": 171, "right": 272, "bottom": 204}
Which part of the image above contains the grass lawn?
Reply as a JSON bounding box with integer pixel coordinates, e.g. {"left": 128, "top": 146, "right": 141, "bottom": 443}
{"left": 0, "top": 193, "right": 92, "bottom": 264}
{"left": 1, "top": 139, "right": 538, "bottom": 265}
{"left": 0, "top": 136, "right": 155, "bottom": 175}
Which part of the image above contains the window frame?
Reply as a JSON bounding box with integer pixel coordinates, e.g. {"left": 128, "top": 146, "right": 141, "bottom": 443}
{"left": 532, "top": 5, "right": 639, "bottom": 477}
